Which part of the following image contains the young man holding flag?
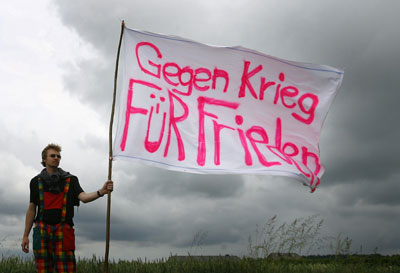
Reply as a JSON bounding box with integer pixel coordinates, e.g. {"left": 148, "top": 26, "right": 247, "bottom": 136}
{"left": 21, "top": 143, "right": 113, "bottom": 272}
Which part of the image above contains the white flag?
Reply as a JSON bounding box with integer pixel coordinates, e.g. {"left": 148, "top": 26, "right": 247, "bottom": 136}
{"left": 113, "top": 27, "right": 343, "bottom": 192}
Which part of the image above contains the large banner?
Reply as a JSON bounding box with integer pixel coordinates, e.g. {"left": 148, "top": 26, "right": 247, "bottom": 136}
{"left": 113, "top": 27, "right": 343, "bottom": 191}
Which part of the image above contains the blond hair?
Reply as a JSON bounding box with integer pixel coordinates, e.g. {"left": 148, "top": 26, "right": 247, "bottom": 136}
{"left": 41, "top": 143, "right": 62, "bottom": 167}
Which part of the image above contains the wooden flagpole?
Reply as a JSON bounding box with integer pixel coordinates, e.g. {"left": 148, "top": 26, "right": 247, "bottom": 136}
{"left": 104, "top": 20, "right": 125, "bottom": 273}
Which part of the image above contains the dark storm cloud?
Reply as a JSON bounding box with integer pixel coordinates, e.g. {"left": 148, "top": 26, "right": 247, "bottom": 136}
{"left": 301, "top": 2, "right": 400, "bottom": 190}
{"left": 119, "top": 164, "right": 245, "bottom": 199}
{"left": 62, "top": 58, "right": 114, "bottom": 113}
{"left": 105, "top": 216, "right": 244, "bottom": 248}
{"left": 320, "top": 23, "right": 400, "bottom": 186}
{"left": 109, "top": 165, "right": 246, "bottom": 246}
{"left": 74, "top": 181, "right": 246, "bottom": 247}
{"left": 0, "top": 191, "right": 26, "bottom": 216}
{"left": 330, "top": 176, "right": 400, "bottom": 207}
{"left": 70, "top": 158, "right": 246, "bottom": 246}
{"left": 52, "top": 0, "right": 216, "bottom": 112}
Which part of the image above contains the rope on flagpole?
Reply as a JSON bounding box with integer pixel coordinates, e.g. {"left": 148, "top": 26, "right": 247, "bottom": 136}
{"left": 104, "top": 19, "right": 125, "bottom": 273}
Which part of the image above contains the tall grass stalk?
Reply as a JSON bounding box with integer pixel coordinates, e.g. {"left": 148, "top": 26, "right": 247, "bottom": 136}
{"left": 248, "top": 215, "right": 350, "bottom": 257}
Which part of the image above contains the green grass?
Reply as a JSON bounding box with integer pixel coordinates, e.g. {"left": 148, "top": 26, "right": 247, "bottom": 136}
{"left": 2, "top": 255, "right": 400, "bottom": 273}
{"left": 2, "top": 216, "right": 398, "bottom": 272}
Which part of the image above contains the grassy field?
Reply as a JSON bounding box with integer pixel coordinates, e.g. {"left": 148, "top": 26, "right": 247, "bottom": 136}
{"left": 2, "top": 255, "right": 400, "bottom": 273}
{"left": 2, "top": 216, "right": 399, "bottom": 272}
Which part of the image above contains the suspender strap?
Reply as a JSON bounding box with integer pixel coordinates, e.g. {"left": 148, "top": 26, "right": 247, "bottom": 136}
{"left": 38, "top": 178, "right": 44, "bottom": 222}
{"left": 61, "top": 178, "right": 71, "bottom": 223}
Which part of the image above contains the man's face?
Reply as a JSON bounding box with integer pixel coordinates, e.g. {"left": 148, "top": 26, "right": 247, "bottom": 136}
{"left": 44, "top": 149, "right": 61, "bottom": 168}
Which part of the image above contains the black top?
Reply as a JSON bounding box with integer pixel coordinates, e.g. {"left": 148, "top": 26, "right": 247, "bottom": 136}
{"left": 30, "top": 175, "right": 84, "bottom": 226}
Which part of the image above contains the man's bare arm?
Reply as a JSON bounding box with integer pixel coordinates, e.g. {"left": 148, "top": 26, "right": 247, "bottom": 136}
{"left": 21, "top": 202, "right": 36, "bottom": 253}
{"left": 78, "top": 180, "right": 113, "bottom": 203}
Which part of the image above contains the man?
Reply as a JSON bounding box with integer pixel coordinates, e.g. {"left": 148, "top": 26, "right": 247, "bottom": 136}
{"left": 21, "top": 144, "right": 114, "bottom": 272}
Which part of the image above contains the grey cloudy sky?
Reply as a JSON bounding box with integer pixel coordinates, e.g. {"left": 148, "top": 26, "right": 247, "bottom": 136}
{"left": 1, "top": 0, "right": 399, "bottom": 260}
